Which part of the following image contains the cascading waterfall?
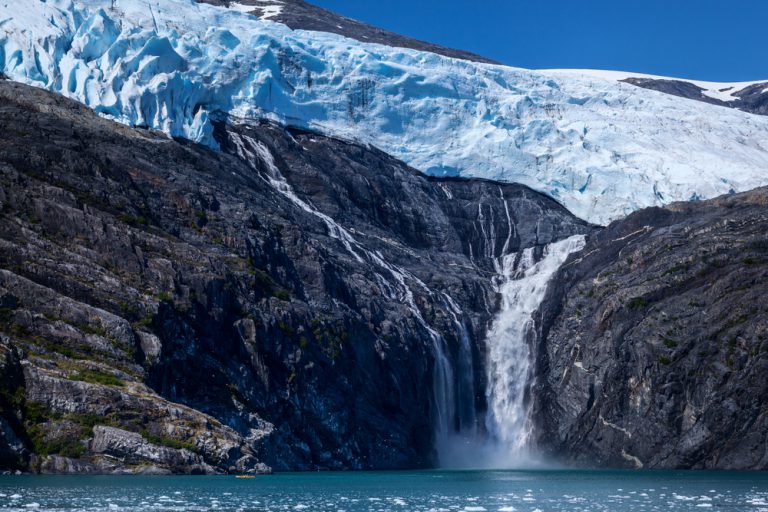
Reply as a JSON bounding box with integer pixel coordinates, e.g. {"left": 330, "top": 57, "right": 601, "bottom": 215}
{"left": 230, "top": 130, "right": 462, "bottom": 455}
{"left": 483, "top": 235, "right": 586, "bottom": 466}
{"left": 232, "top": 131, "right": 582, "bottom": 467}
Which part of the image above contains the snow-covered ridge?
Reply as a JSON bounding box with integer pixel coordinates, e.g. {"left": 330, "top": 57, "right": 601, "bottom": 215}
{"left": 229, "top": 1, "right": 284, "bottom": 20}
{"left": 542, "top": 69, "right": 768, "bottom": 103}
{"left": 4, "top": 0, "right": 768, "bottom": 224}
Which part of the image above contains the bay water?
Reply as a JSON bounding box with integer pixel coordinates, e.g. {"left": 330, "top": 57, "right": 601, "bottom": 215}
{"left": 1, "top": 470, "right": 767, "bottom": 511}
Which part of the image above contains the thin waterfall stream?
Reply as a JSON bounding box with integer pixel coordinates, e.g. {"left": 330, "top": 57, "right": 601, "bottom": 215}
{"left": 231, "top": 130, "right": 462, "bottom": 460}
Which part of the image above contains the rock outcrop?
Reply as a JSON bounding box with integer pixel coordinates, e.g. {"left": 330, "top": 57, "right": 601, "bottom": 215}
{"left": 0, "top": 80, "right": 591, "bottom": 473}
{"left": 622, "top": 77, "right": 768, "bottom": 116}
{"left": 534, "top": 188, "right": 768, "bottom": 469}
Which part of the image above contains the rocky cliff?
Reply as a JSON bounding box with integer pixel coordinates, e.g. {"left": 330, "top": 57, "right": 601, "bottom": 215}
{"left": 533, "top": 188, "right": 768, "bottom": 469}
{"left": 0, "top": 80, "right": 591, "bottom": 473}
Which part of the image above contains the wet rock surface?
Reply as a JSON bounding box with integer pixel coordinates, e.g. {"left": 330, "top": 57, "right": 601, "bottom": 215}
{"left": 534, "top": 189, "right": 768, "bottom": 469}
{"left": 0, "top": 81, "right": 590, "bottom": 473}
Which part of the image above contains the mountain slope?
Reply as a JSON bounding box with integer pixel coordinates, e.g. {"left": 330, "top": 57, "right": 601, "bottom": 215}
{"left": 198, "top": 0, "right": 498, "bottom": 64}
{"left": 0, "top": 80, "right": 591, "bottom": 473}
{"left": 534, "top": 188, "right": 768, "bottom": 469}
{"left": 5, "top": 0, "right": 768, "bottom": 224}
{"left": 545, "top": 70, "right": 768, "bottom": 116}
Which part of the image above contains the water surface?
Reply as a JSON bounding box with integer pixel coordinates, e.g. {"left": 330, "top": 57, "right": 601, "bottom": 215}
{"left": 1, "top": 470, "right": 767, "bottom": 511}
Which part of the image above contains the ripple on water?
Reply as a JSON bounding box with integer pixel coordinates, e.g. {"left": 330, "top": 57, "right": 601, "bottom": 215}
{"left": 0, "top": 471, "right": 767, "bottom": 511}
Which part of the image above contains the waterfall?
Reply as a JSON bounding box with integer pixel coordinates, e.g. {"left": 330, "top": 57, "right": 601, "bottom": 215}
{"left": 231, "top": 130, "right": 583, "bottom": 467}
{"left": 231, "top": 130, "right": 464, "bottom": 461}
{"left": 483, "top": 235, "right": 586, "bottom": 465}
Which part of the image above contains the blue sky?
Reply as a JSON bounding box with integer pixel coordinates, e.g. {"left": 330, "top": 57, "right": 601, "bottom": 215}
{"left": 311, "top": 0, "right": 768, "bottom": 82}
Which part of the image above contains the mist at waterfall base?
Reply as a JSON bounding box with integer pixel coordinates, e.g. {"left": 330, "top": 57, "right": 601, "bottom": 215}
{"left": 437, "top": 236, "right": 587, "bottom": 470}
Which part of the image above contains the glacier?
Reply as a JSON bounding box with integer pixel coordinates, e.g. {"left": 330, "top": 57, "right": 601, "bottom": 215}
{"left": 4, "top": 0, "right": 768, "bottom": 224}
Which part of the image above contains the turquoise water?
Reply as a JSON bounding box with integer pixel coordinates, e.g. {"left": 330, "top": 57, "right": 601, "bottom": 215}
{"left": 0, "top": 470, "right": 767, "bottom": 511}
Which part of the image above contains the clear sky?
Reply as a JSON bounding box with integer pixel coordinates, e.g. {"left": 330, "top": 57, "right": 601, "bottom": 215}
{"left": 310, "top": 0, "right": 768, "bottom": 82}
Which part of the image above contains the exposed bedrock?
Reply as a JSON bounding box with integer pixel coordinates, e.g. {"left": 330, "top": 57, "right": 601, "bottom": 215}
{"left": 0, "top": 80, "right": 591, "bottom": 473}
{"left": 533, "top": 189, "right": 768, "bottom": 469}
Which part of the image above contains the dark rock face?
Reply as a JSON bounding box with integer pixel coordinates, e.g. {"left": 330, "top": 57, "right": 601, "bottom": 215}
{"left": 534, "top": 189, "right": 768, "bottom": 469}
{"left": 0, "top": 80, "right": 591, "bottom": 473}
{"left": 0, "top": 335, "right": 27, "bottom": 470}
{"left": 623, "top": 77, "right": 768, "bottom": 116}
{"left": 197, "top": 0, "right": 498, "bottom": 64}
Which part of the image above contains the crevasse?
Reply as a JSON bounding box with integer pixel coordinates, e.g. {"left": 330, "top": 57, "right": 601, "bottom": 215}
{"left": 4, "top": 0, "right": 768, "bottom": 224}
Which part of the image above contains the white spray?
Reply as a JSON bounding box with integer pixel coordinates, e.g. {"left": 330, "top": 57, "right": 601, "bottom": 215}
{"left": 483, "top": 234, "right": 586, "bottom": 466}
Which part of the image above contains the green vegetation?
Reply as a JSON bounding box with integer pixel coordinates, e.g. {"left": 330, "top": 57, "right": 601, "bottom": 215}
{"left": 21, "top": 402, "right": 98, "bottom": 459}
{"left": 118, "top": 214, "right": 148, "bottom": 226}
{"left": 133, "top": 314, "right": 154, "bottom": 330}
{"left": 662, "top": 338, "right": 678, "bottom": 348}
{"left": 278, "top": 321, "right": 294, "bottom": 336}
{"left": 39, "top": 339, "right": 81, "bottom": 359}
{"left": 73, "top": 322, "right": 107, "bottom": 337}
{"left": 9, "top": 323, "right": 30, "bottom": 337}
{"left": 0, "top": 307, "right": 15, "bottom": 323}
{"left": 309, "top": 319, "right": 348, "bottom": 360}
{"left": 627, "top": 297, "right": 648, "bottom": 310}
{"left": 140, "top": 430, "right": 195, "bottom": 452}
{"left": 664, "top": 264, "right": 687, "bottom": 276}
{"left": 194, "top": 210, "right": 208, "bottom": 227}
{"left": 725, "top": 314, "right": 749, "bottom": 329}
{"left": 245, "top": 257, "right": 290, "bottom": 300}
{"left": 68, "top": 369, "right": 124, "bottom": 387}
{"left": 0, "top": 386, "right": 26, "bottom": 414}
{"left": 658, "top": 356, "right": 671, "bottom": 365}
{"left": 29, "top": 432, "right": 85, "bottom": 459}
{"left": 155, "top": 291, "right": 173, "bottom": 302}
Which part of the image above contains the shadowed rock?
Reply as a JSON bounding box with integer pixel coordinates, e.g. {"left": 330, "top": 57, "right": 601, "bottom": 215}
{"left": 534, "top": 188, "right": 768, "bottom": 469}
{"left": 0, "top": 80, "right": 590, "bottom": 473}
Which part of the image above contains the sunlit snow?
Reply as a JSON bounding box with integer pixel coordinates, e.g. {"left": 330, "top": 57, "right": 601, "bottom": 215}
{"left": 543, "top": 69, "right": 767, "bottom": 103}
{"left": 3, "top": 0, "right": 768, "bottom": 224}
{"left": 228, "top": 1, "right": 284, "bottom": 20}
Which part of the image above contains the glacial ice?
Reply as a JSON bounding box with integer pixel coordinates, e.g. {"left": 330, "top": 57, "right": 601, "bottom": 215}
{"left": 4, "top": 0, "right": 768, "bottom": 224}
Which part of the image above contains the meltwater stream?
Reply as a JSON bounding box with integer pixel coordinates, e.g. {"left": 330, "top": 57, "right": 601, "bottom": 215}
{"left": 484, "top": 235, "right": 586, "bottom": 465}
{"left": 439, "top": 236, "right": 585, "bottom": 468}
